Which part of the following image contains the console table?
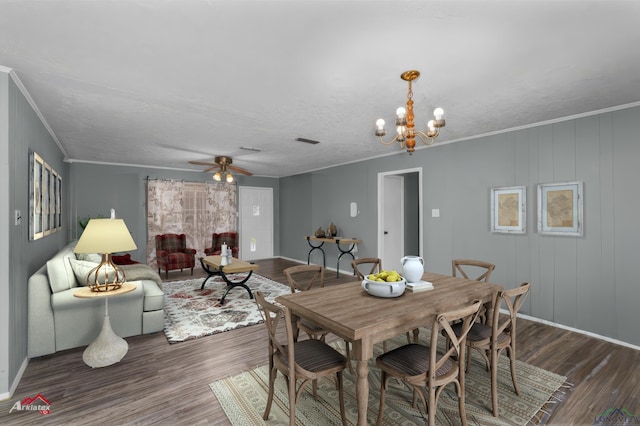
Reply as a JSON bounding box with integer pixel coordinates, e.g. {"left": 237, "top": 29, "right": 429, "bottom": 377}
{"left": 305, "top": 236, "right": 361, "bottom": 278}
{"left": 74, "top": 282, "right": 137, "bottom": 368}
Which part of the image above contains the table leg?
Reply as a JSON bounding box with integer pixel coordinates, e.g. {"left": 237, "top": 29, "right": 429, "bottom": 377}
{"left": 199, "top": 257, "right": 220, "bottom": 289}
{"left": 306, "top": 236, "right": 326, "bottom": 268}
{"left": 351, "top": 340, "right": 372, "bottom": 426}
{"left": 335, "top": 240, "right": 357, "bottom": 278}
{"left": 83, "top": 297, "right": 128, "bottom": 368}
{"left": 219, "top": 269, "right": 254, "bottom": 304}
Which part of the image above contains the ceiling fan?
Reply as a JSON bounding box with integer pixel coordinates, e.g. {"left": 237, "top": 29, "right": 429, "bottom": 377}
{"left": 189, "top": 156, "right": 253, "bottom": 182}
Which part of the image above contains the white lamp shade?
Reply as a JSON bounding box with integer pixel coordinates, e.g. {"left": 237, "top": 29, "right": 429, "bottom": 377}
{"left": 74, "top": 218, "right": 137, "bottom": 254}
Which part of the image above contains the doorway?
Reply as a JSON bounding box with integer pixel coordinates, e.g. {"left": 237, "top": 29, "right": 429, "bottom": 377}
{"left": 377, "top": 168, "right": 423, "bottom": 273}
{"left": 238, "top": 186, "right": 274, "bottom": 260}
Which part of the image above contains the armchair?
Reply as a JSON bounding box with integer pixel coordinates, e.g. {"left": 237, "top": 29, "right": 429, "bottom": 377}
{"left": 155, "top": 233, "right": 196, "bottom": 278}
{"left": 204, "top": 232, "right": 239, "bottom": 257}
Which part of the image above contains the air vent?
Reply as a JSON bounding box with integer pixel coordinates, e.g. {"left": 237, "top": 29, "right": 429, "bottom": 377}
{"left": 240, "top": 146, "right": 262, "bottom": 152}
{"left": 294, "top": 137, "right": 320, "bottom": 145}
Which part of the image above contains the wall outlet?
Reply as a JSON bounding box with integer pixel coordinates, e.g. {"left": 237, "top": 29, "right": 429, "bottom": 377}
{"left": 431, "top": 209, "right": 440, "bottom": 218}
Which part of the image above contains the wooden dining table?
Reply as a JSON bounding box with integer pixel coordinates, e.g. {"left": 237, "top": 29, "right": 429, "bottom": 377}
{"left": 276, "top": 271, "right": 503, "bottom": 426}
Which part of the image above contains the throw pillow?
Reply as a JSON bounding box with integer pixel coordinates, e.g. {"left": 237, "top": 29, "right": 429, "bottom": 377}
{"left": 76, "top": 253, "right": 102, "bottom": 263}
{"left": 112, "top": 253, "right": 139, "bottom": 265}
{"left": 68, "top": 258, "right": 116, "bottom": 287}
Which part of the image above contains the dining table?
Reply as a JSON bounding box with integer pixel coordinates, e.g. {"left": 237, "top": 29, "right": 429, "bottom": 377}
{"left": 276, "top": 271, "right": 503, "bottom": 426}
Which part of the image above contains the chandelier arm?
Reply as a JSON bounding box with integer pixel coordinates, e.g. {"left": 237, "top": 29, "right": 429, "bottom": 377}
{"left": 378, "top": 135, "right": 403, "bottom": 146}
{"left": 415, "top": 131, "right": 438, "bottom": 145}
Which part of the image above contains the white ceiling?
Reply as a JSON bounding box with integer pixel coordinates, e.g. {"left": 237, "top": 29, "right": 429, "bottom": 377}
{"left": 2, "top": 0, "right": 640, "bottom": 178}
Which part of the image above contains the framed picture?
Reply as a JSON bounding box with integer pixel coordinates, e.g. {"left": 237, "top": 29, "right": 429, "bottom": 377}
{"left": 537, "top": 181, "right": 583, "bottom": 236}
{"left": 491, "top": 186, "right": 526, "bottom": 234}
{"left": 29, "top": 151, "right": 62, "bottom": 240}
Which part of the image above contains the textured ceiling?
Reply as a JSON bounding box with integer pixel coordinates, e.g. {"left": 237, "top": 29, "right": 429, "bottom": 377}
{"left": 2, "top": 0, "right": 640, "bottom": 177}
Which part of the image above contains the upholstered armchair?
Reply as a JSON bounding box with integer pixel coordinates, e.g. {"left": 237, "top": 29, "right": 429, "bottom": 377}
{"left": 155, "top": 234, "right": 196, "bottom": 278}
{"left": 204, "top": 232, "right": 239, "bottom": 258}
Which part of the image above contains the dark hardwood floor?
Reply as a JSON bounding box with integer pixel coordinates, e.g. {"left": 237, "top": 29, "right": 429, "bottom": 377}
{"left": 2, "top": 258, "right": 638, "bottom": 425}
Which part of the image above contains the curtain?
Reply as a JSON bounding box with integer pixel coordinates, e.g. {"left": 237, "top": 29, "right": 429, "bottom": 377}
{"left": 146, "top": 179, "right": 237, "bottom": 267}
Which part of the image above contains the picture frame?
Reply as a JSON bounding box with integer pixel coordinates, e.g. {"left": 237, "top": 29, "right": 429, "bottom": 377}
{"left": 537, "top": 181, "right": 583, "bottom": 236}
{"left": 490, "top": 186, "right": 526, "bottom": 234}
{"left": 29, "top": 151, "right": 62, "bottom": 240}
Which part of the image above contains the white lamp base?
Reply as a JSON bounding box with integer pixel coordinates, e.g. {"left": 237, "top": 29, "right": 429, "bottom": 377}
{"left": 83, "top": 311, "right": 128, "bottom": 368}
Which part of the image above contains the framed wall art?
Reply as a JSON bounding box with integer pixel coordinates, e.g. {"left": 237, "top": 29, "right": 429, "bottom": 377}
{"left": 30, "top": 151, "right": 62, "bottom": 240}
{"left": 490, "top": 186, "right": 526, "bottom": 234}
{"left": 537, "top": 181, "right": 583, "bottom": 236}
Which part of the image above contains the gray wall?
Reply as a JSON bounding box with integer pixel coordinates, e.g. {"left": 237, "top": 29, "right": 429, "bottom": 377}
{"left": 280, "top": 106, "right": 640, "bottom": 347}
{"left": 68, "top": 163, "right": 280, "bottom": 263}
{"left": 1, "top": 70, "right": 69, "bottom": 397}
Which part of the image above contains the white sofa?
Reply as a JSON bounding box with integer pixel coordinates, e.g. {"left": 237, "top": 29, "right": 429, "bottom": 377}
{"left": 28, "top": 242, "right": 165, "bottom": 358}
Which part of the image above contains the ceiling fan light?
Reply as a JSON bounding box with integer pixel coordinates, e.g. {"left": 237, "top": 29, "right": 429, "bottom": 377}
{"left": 226, "top": 172, "right": 234, "bottom": 183}
{"left": 213, "top": 171, "right": 222, "bottom": 181}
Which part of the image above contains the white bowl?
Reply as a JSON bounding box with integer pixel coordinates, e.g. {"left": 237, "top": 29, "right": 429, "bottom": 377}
{"left": 361, "top": 277, "right": 406, "bottom": 298}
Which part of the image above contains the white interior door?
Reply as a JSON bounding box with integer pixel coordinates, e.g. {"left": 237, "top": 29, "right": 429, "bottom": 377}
{"left": 380, "top": 175, "right": 404, "bottom": 272}
{"left": 239, "top": 186, "right": 274, "bottom": 260}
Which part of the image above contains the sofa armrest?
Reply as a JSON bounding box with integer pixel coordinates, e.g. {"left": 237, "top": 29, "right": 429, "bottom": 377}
{"left": 28, "top": 268, "right": 56, "bottom": 357}
{"left": 185, "top": 248, "right": 197, "bottom": 255}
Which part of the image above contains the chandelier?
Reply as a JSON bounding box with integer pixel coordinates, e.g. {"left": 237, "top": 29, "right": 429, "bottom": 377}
{"left": 375, "top": 70, "right": 446, "bottom": 154}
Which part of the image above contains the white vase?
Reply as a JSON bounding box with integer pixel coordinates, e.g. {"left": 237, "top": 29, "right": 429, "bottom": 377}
{"left": 401, "top": 256, "right": 424, "bottom": 283}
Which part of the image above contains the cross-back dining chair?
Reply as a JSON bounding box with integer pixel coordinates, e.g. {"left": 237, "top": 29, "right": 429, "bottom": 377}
{"left": 283, "top": 264, "right": 328, "bottom": 341}
{"left": 455, "top": 282, "right": 531, "bottom": 417}
{"left": 452, "top": 259, "right": 496, "bottom": 282}
{"left": 375, "top": 300, "right": 482, "bottom": 426}
{"left": 351, "top": 257, "right": 382, "bottom": 280}
{"left": 254, "top": 290, "right": 348, "bottom": 426}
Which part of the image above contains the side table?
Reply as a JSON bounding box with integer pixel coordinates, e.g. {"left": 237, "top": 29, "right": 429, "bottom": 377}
{"left": 74, "top": 282, "right": 137, "bottom": 368}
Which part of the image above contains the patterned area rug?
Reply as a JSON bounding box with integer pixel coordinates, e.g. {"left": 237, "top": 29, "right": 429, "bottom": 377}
{"left": 163, "top": 273, "right": 292, "bottom": 343}
{"left": 210, "top": 332, "right": 569, "bottom": 425}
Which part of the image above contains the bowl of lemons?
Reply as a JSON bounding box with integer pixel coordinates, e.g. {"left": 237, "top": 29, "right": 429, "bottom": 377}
{"left": 361, "top": 270, "right": 406, "bottom": 298}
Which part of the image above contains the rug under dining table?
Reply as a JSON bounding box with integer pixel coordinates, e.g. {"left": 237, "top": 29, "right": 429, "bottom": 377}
{"left": 210, "top": 332, "right": 569, "bottom": 425}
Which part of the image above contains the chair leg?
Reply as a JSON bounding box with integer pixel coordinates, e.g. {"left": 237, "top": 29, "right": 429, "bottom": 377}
{"left": 428, "top": 383, "right": 436, "bottom": 426}
{"left": 263, "top": 366, "right": 277, "bottom": 420}
{"left": 337, "top": 371, "right": 347, "bottom": 426}
{"left": 456, "top": 380, "right": 468, "bottom": 426}
{"left": 508, "top": 346, "right": 521, "bottom": 395}
{"left": 165, "top": 270, "right": 168, "bottom": 279}
{"left": 375, "top": 372, "right": 388, "bottom": 426}
{"left": 288, "top": 374, "right": 296, "bottom": 426}
{"left": 491, "top": 348, "right": 499, "bottom": 417}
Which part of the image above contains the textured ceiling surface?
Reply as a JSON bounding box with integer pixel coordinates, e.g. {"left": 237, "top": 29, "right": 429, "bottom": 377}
{"left": 2, "top": 1, "right": 640, "bottom": 177}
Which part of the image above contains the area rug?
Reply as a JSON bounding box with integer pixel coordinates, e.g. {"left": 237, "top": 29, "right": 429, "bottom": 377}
{"left": 210, "top": 332, "right": 569, "bottom": 425}
{"left": 163, "top": 273, "right": 292, "bottom": 343}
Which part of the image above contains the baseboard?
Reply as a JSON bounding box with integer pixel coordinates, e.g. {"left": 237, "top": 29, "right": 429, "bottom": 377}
{"left": 0, "top": 356, "right": 28, "bottom": 401}
{"left": 514, "top": 311, "right": 640, "bottom": 351}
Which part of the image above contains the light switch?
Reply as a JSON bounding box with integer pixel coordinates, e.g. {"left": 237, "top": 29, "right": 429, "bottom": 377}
{"left": 431, "top": 209, "right": 440, "bottom": 218}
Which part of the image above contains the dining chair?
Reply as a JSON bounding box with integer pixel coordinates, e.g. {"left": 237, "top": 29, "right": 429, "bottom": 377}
{"left": 351, "top": 257, "right": 383, "bottom": 280}
{"left": 254, "top": 291, "right": 348, "bottom": 426}
{"left": 452, "top": 259, "right": 496, "bottom": 323}
{"left": 283, "top": 264, "right": 328, "bottom": 341}
{"left": 375, "top": 300, "right": 482, "bottom": 426}
{"left": 456, "top": 282, "right": 531, "bottom": 417}
{"left": 452, "top": 259, "right": 496, "bottom": 282}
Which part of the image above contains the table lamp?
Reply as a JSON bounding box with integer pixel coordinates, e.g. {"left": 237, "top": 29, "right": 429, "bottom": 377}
{"left": 74, "top": 217, "right": 137, "bottom": 292}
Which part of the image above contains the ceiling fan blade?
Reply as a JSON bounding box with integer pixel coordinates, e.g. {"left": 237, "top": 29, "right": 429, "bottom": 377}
{"left": 203, "top": 165, "right": 220, "bottom": 173}
{"left": 228, "top": 165, "right": 253, "bottom": 176}
{"left": 189, "top": 160, "right": 217, "bottom": 166}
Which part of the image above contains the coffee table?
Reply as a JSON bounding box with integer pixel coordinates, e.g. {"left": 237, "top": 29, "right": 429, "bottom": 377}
{"left": 199, "top": 256, "right": 260, "bottom": 304}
